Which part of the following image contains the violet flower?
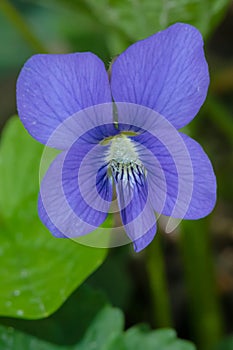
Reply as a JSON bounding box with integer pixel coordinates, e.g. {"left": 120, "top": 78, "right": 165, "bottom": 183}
{"left": 16, "top": 23, "right": 216, "bottom": 252}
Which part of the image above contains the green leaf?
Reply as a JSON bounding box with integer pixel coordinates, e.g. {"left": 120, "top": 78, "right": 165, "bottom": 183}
{"left": 0, "top": 116, "right": 43, "bottom": 218}
{"left": 0, "top": 284, "right": 109, "bottom": 345}
{"left": 92, "top": 0, "right": 231, "bottom": 40}
{"left": 75, "top": 306, "right": 124, "bottom": 350}
{"left": 215, "top": 335, "right": 233, "bottom": 350}
{"left": 107, "top": 325, "right": 196, "bottom": 350}
{"left": 55, "top": 0, "right": 231, "bottom": 45}
{"left": 0, "top": 325, "right": 60, "bottom": 350}
{"left": 0, "top": 303, "right": 196, "bottom": 350}
{"left": 121, "top": 326, "right": 196, "bottom": 350}
{"left": 0, "top": 306, "right": 124, "bottom": 350}
{"left": 0, "top": 116, "right": 108, "bottom": 319}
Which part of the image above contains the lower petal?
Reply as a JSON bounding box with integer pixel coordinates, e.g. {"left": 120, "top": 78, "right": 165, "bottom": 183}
{"left": 178, "top": 133, "right": 216, "bottom": 219}
{"left": 39, "top": 152, "right": 95, "bottom": 238}
{"left": 114, "top": 169, "right": 156, "bottom": 252}
{"left": 62, "top": 139, "right": 113, "bottom": 227}
{"left": 132, "top": 131, "right": 216, "bottom": 220}
{"left": 39, "top": 140, "right": 112, "bottom": 238}
{"left": 133, "top": 224, "right": 157, "bottom": 253}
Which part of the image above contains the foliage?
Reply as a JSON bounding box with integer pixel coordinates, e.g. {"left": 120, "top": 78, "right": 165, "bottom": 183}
{"left": 0, "top": 117, "right": 108, "bottom": 319}
{"left": 0, "top": 305, "right": 196, "bottom": 350}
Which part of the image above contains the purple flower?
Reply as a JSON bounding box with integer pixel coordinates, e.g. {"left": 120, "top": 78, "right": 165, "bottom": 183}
{"left": 16, "top": 23, "right": 216, "bottom": 252}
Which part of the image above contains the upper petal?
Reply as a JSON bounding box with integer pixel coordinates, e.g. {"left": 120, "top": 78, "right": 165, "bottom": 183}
{"left": 111, "top": 23, "right": 209, "bottom": 129}
{"left": 17, "top": 53, "right": 112, "bottom": 144}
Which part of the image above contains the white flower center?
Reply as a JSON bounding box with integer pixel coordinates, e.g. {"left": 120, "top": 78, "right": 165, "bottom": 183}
{"left": 106, "top": 134, "right": 146, "bottom": 184}
{"left": 106, "top": 134, "right": 138, "bottom": 164}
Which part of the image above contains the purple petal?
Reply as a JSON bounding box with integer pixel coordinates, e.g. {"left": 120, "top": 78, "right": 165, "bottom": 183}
{"left": 178, "top": 133, "right": 216, "bottom": 219}
{"left": 62, "top": 138, "right": 112, "bottom": 229}
{"left": 39, "top": 141, "right": 112, "bottom": 238}
{"left": 112, "top": 164, "right": 156, "bottom": 252}
{"left": 133, "top": 131, "right": 216, "bottom": 220}
{"left": 39, "top": 152, "right": 92, "bottom": 238}
{"left": 45, "top": 104, "right": 118, "bottom": 150}
{"left": 133, "top": 225, "right": 157, "bottom": 253}
{"left": 17, "top": 53, "right": 111, "bottom": 145}
{"left": 111, "top": 23, "right": 209, "bottom": 129}
{"left": 38, "top": 194, "right": 66, "bottom": 238}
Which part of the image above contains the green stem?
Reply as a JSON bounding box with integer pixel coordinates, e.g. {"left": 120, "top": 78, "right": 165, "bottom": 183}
{"left": 0, "top": 0, "right": 47, "bottom": 53}
{"left": 145, "top": 232, "right": 173, "bottom": 327}
{"left": 180, "top": 219, "right": 223, "bottom": 350}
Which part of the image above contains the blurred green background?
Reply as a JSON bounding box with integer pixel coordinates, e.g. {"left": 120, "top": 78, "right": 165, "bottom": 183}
{"left": 0, "top": 1, "right": 233, "bottom": 350}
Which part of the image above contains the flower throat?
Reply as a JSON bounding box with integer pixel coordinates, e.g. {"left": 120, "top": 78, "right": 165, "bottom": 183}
{"left": 106, "top": 134, "right": 146, "bottom": 184}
